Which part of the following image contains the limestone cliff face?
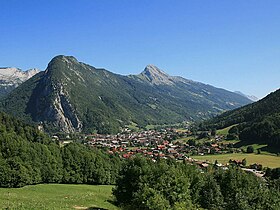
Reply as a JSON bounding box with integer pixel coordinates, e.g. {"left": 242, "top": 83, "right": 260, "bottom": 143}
{"left": 40, "top": 82, "right": 83, "bottom": 133}
{"left": 51, "top": 85, "right": 82, "bottom": 133}
{"left": 32, "top": 56, "right": 83, "bottom": 133}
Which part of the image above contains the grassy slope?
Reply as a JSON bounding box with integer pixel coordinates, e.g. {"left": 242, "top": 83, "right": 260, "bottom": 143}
{"left": 216, "top": 124, "right": 238, "bottom": 135}
{"left": 191, "top": 153, "right": 280, "bottom": 168}
{"left": 0, "top": 184, "right": 119, "bottom": 210}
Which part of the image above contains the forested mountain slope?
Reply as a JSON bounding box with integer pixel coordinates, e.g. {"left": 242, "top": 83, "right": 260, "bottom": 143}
{"left": 204, "top": 89, "right": 280, "bottom": 147}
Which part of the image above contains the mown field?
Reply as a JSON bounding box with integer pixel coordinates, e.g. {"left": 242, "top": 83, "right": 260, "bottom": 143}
{"left": 191, "top": 153, "right": 280, "bottom": 168}
{"left": 0, "top": 184, "right": 119, "bottom": 210}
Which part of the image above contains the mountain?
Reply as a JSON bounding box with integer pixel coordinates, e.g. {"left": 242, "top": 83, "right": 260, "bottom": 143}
{"left": 205, "top": 89, "right": 280, "bottom": 148}
{"left": 234, "top": 91, "right": 258, "bottom": 102}
{"left": 0, "top": 55, "right": 252, "bottom": 134}
{"left": 134, "top": 64, "right": 174, "bottom": 85}
{"left": 0, "top": 67, "right": 39, "bottom": 97}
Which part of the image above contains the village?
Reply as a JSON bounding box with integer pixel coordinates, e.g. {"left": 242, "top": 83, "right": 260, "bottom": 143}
{"left": 83, "top": 128, "right": 265, "bottom": 178}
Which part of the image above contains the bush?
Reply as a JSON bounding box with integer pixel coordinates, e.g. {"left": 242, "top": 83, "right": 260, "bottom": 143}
{"left": 246, "top": 146, "right": 254, "bottom": 153}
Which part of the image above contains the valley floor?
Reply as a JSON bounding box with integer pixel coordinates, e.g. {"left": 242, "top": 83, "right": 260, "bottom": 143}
{"left": 191, "top": 153, "right": 280, "bottom": 168}
{"left": 0, "top": 184, "right": 119, "bottom": 210}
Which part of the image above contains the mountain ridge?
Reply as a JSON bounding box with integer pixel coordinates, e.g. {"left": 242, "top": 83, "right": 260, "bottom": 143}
{"left": 1, "top": 55, "right": 252, "bottom": 133}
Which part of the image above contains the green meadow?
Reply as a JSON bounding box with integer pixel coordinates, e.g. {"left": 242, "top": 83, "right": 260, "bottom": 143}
{"left": 216, "top": 125, "right": 238, "bottom": 135}
{"left": 191, "top": 153, "right": 280, "bottom": 168}
{"left": 0, "top": 184, "right": 119, "bottom": 210}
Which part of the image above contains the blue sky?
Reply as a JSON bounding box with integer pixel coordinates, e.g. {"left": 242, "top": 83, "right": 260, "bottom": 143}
{"left": 1, "top": 0, "right": 279, "bottom": 98}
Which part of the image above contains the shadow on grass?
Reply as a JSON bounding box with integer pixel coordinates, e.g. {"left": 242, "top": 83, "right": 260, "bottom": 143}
{"left": 233, "top": 141, "right": 253, "bottom": 148}
{"left": 107, "top": 199, "right": 118, "bottom": 206}
{"left": 86, "top": 200, "right": 118, "bottom": 210}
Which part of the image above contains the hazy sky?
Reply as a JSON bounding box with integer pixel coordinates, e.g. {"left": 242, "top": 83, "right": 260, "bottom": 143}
{"left": 1, "top": 0, "right": 279, "bottom": 98}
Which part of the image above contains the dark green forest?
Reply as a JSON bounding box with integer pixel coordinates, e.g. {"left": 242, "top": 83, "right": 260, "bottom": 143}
{"left": 203, "top": 89, "right": 280, "bottom": 148}
{"left": 0, "top": 112, "right": 121, "bottom": 187}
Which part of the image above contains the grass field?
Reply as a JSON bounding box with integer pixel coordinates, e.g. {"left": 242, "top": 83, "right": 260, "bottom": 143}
{"left": 216, "top": 125, "right": 238, "bottom": 135}
{"left": 0, "top": 184, "right": 119, "bottom": 210}
{"left": 191, "top": 153, "right": 280, "bottom": 168}
{"left": 238, "top": 143, "right": 267, "bottom": 151}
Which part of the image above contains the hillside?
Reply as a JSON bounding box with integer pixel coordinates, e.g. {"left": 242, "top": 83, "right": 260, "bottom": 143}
{"left": 1, "top": 55, "right": 251, "bottom": 133}
{"left": 0, "top": 67, "right": 39, "bottom": 97}
{"left": 204, "top": 89, "right": 280, "bottom": 147}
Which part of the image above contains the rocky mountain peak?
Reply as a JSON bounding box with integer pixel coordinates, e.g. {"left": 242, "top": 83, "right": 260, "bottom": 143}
{"left": 234, "top": 91, "right": 258, "bottom": 102}
{"left": 45, "top": 55, "right": 79, "bottom": 75}
{"left": 51, "top": 55, "right": 79, "bottom": 64}
{"left": 140, "top": 65, "right": 173, "bottom": 85}
{"left": 0, "top": 67, "right": 39, "bottom": 82}
{"left": 0, "top": 67, "right": 40, "bottom": 97}
{"left": 0, "top": 67, "right": 19, "bottom": 76}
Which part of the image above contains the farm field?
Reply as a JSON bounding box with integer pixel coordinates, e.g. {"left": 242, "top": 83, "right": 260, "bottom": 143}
{"left": 0, "top": 184, "right": 119, "bottom": 210}
{"left": 191, "top": 153, "right": 280, "bottom": 168}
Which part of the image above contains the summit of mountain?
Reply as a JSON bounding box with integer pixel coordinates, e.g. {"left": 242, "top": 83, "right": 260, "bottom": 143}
{"left": 137, "top": 64, "right": 174, "bottom": 85}
{"left": 234, "top": 91, "right": 259, "bottom": 102}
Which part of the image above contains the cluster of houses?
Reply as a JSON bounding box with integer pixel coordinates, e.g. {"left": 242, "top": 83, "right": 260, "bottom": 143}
{"left": 84, "top": 130, "right": 215, "bottom": 164}
{"left": 84, "top": 129, "right": 266, "bottom": 177}
{"left": 86, "top": 129, "right": 175, "bottom": 149}
{"left": 85, "top": 129, "right": 235, "bottom": 159}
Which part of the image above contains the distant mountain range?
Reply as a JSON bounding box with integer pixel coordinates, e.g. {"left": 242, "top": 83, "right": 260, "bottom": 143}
{"left": 0, "top": 67, "right": 39, "bottom": 97}
{"left": 0, "top": 55, "right": 252, "bottom": 133}
{"left": 234, "top": 91, "right": 258, "bottom": 102}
